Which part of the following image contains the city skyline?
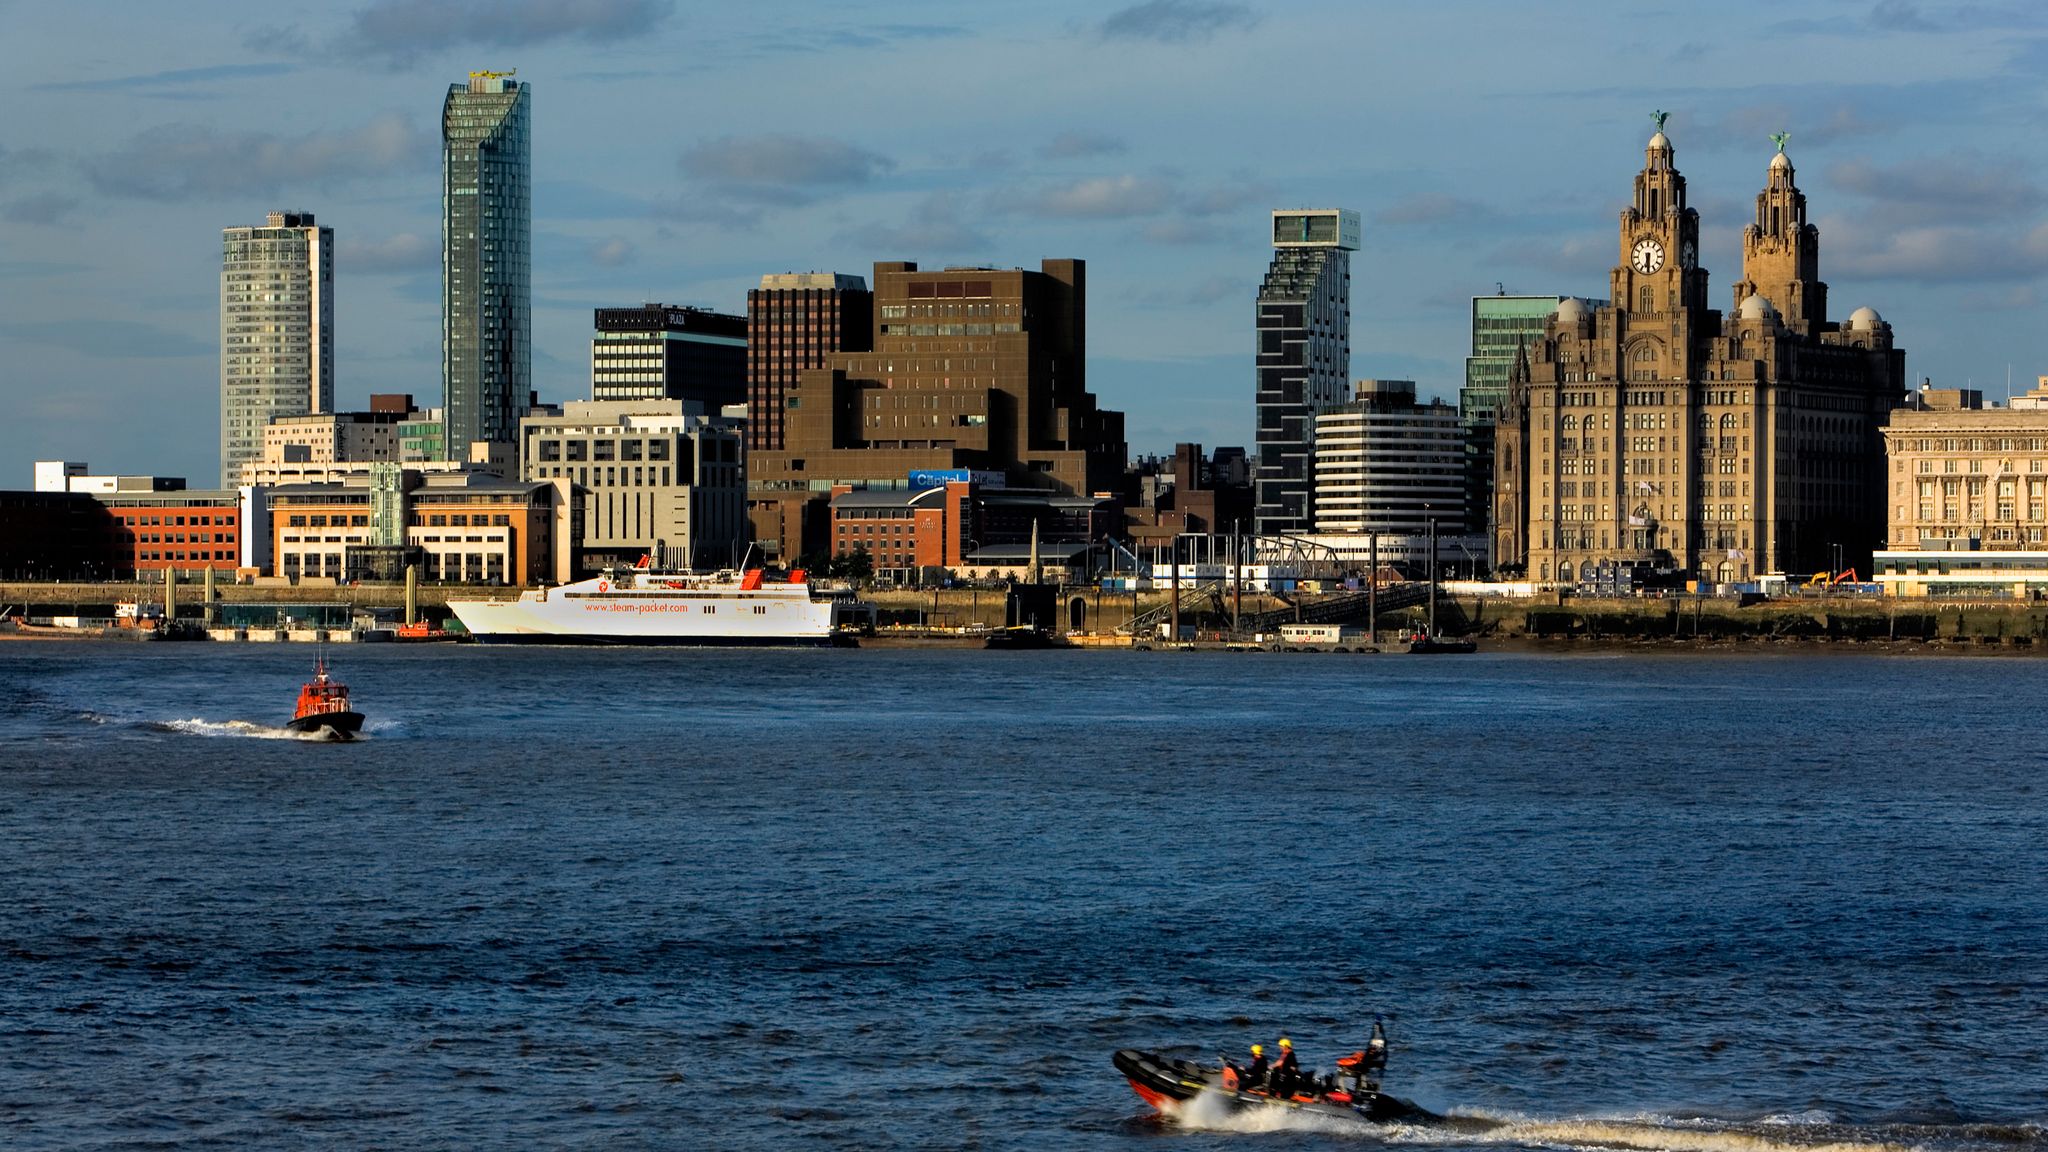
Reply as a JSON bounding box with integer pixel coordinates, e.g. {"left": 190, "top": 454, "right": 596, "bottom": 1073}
{"left": 3, "top": 1, "right": 2046, "bottom": 485}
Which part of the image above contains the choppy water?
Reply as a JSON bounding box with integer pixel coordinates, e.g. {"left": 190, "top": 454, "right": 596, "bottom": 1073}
{"left": 1, "top": 643, "right": 2043, "bottom": 1151}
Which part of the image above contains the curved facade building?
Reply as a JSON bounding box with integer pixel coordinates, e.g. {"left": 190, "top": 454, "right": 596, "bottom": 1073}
{"left": 1313, "top": 380, "right": 1467, "bottom": 535}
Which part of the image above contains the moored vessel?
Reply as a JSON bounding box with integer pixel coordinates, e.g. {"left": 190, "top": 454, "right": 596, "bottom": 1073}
{"left": 285, "top": 657, "right": 364, "bottom": 740}
{"left": 446, "top": 566, "right": 866, "bottom": 646}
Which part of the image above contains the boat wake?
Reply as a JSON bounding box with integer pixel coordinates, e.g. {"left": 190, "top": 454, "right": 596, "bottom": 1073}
{"left": 144, "top": 717, "right": 347, "bottom": 741}
{"left": 1166, "top": 1094, "right": 2002, "bottom": 1152}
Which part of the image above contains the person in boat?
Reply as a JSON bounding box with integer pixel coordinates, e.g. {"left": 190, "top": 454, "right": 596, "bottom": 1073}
{"left": 1229, "top": 1043, "right": 1269, "bottom": 1092}
{"left": 1364, "top": 1018, "right": 1388, "bottom": 1076}
{"left": 1269, "top": 1037, "right": 1301, "bottom": 1096}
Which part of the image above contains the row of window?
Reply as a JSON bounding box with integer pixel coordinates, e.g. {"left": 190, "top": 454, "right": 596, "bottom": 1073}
{"left": 1909, "top": 458, "right": 2048, "bottom": 474}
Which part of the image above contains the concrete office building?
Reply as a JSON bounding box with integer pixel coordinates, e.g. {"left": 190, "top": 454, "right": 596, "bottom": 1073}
{"left": 591, "top": 304, "right": 747, "bottom": 410}
{"left": 221, "top": 211, "right": 332, "bottom": 487}
{"left": 1255, "top": 209, "right": 1358, "bottom": 536}
{"left": 1494, "top": 127, "right": 1905, "bottom": 583}
{"left": 749, "top": 259, "right": 1126, "bottom": 561}
{"left": 520, "top": 400, "right": 745, "bottom": 572}
{"left": 1313, "top": 380, "right": 1467, "bottom": 535}
{"left": 442, "top": 70, "right": 531, "bottom": 463}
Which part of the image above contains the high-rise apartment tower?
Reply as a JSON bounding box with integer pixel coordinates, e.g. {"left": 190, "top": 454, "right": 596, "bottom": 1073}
{"left": 220, "top": 211, "right": 332, "bottom": 487}
{"left": 1254, "top": 209, "right": 1358, "bottom": 536}
{"left": 442, "top": 70, "right": 530, "bottom": 463}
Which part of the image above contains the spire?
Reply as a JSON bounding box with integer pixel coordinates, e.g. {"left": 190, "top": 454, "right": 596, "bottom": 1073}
{"left": 1646, "top": 110, "right": 1674, "bottom": 169}
{"left": 1732, "top": 132, "right": 1825, "bottom": 334}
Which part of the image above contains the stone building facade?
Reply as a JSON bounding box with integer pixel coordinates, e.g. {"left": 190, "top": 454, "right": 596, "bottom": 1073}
{"left": 1494, "top": 127, "right": 1905, "bottom": 583}
{"left": 1882, "top": 385, "right": 2048, "bottom": 551}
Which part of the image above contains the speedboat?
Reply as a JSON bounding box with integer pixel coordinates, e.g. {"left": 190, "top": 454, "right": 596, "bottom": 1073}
{"left": 284, "top": 657, "right": 364, "bottom": 740}
{"left": 1115, "top": 1026, "right": 1435, "bottom": 1125}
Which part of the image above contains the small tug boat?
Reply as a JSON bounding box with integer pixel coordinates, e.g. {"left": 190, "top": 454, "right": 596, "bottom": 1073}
{"left": 285, "top": 657, "right": 364, "bottom": 740}
{"left": 1115, "top": 1021, "right": 1436, "bottom": 1126}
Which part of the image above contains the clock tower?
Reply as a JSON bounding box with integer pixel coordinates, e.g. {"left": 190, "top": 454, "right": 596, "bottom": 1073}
{"left": 1610, "top": 121, "right": 1708, "bottom": 348}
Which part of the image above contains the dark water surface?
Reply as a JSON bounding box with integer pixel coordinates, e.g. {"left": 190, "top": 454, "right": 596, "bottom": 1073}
{"left": 1, "top": 643, "right": 2043, "bottom": 1151}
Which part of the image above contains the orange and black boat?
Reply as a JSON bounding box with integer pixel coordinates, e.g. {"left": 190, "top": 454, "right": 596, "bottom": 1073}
{"left": 1114, "top": 1021, "right": 1434, "bottom": 1125}
{"left": 285, "top": 657, "right": 364, "bottom": 740}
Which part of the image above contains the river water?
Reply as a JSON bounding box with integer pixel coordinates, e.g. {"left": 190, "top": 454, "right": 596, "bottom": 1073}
{"left": 1, "top": 643, "right": 2043, "bottom": 1150}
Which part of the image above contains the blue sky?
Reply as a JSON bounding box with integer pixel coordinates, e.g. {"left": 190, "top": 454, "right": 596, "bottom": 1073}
{"left": 2, "top": 0, "right": 2046, "bottom": 484}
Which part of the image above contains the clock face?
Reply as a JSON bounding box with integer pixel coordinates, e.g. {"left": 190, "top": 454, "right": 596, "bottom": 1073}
{"left": 1631, "top": 238, "right": 1666, "bottom": 274}
{"left": 1680, "top": 241, "right": 1697, "bottom": 270}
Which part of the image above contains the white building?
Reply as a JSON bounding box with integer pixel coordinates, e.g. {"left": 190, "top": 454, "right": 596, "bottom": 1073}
{"left": 1313, "top": 379, "right": 1468, "bottom": 535}
{"left": 519, "top": 400, "right": 745, "bottom": 571}
{"left": 221, "top": 211, "right": 333, "bottom": 487}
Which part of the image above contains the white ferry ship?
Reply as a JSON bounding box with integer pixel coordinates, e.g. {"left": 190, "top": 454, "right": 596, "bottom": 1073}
{"left": 447, "top": 565, "right": 864, "bottom": 646}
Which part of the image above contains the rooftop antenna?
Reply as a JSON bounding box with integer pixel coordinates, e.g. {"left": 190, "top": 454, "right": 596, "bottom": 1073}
{"left": 1495, "top": 282, "right": 1505, "bottom": 295}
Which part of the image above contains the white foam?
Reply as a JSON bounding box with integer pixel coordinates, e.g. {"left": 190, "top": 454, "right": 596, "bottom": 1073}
{"left": 158, "top": 717, "right": 330, "bottom": 741}
{"left": 1169, "top": 1086, "right": 1378, "bottom": 1137}
{"left": 1401, "top": 1111, "right": 1918, "bottom": 1152}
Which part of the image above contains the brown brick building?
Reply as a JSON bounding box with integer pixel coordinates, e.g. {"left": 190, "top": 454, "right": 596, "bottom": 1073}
{"left": 746, "top": 273, "right": 872, "bottom": 453}
{"left": 749, "top": 259, "right": 1126, "bottom": 561}
{"left": 1494, "top": 127, "right": 1905, "bottom": 583}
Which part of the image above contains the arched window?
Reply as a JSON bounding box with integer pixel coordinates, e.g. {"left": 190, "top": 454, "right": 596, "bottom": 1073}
{"left": 1721, "top": 414, "right": 1738, "bottom": 430}
{"left": 1559, "top": 562, "right": 1575, "bottom": 583}
{"left": 1562, "top": 415, "right": 1578, "bottom": 431}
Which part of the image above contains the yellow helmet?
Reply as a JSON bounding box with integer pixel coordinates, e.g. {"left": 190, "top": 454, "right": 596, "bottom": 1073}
{"left": 1250, "top": 1044, "right": 1264, "bottom": 1056}
{"left": 1278, "top": 1037, "right": 1292, "bottom": 1049}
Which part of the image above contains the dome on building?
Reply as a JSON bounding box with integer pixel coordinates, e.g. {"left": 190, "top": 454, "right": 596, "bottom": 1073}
{"left": 1554, "top": 296, "right": 1588, "bottom": 323}
{"left": 1738, "top": 294, "right": 1779, "bottom": 321}
{"left": 1847, "top": 305, "right": 1883, "bottom": 331}
{"left": 1769, "top": 150, "right": 1792, "bottom": 170}
{"left": 1648, "top": 130, "right": 1670, "bottom": 150}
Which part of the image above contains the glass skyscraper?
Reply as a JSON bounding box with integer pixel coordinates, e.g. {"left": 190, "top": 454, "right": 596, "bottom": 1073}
{"left": 1462, "top": 294, "right": 1600, "bottom": 562}
{"left": 220, "top": 211, "right": 333, "bottom": 487}
{"left": 1254, "top": 209, "right": 1357, "bottom": 536}
{"left": 442, "top": 71, "right": 530, "bottom": 463}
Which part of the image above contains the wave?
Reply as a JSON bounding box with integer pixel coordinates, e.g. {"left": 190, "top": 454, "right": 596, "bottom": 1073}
{"left": 1165, "top": 1092, "right": 2010, "bottom": 1152}
{"left": 148, "top": 718, "right": 338, "bottom": 741}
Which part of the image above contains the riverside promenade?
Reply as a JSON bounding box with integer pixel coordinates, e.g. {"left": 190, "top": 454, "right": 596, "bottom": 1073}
{"left": 10, "top": 580, "right": 2048, "bottom": 647}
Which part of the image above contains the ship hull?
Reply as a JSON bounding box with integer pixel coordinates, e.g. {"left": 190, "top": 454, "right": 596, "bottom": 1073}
{"left": 447, "top": 571, "right": 856, "bottom": 647}
{"left": 465, "top": 632, "right": 849, "bottom": 647}
{"left": 284, "top": 711, "right": 364, "bottom": 740}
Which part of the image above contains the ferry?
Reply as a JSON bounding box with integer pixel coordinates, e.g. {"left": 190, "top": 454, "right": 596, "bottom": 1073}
{"left": 446, "top": 565, "right": 865, "bottom": 646}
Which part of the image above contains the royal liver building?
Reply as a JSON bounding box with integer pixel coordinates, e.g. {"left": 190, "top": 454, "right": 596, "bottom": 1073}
{"left": 1493, "top": 119, "right": 1906, "bottom": 583}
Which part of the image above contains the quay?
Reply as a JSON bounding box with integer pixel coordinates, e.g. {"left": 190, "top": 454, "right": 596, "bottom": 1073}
{"left": 10, "top": 579, "right": 2048, "bottom": 649}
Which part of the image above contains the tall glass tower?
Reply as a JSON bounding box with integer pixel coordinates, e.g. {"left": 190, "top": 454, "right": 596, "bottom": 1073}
{"left": 442, "top": 70, "right": 530, "bottom": 463}
{"left": 1254, "top": 209, "right": 1357, "bottom": 536}
{"left": 220, "top": 211, "right": 332, "bottom": 487}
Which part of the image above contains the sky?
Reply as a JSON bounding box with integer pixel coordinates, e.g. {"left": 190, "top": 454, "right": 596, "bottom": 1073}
{"left": 2, "top": 0, "right": 2046, "bottom": 485}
